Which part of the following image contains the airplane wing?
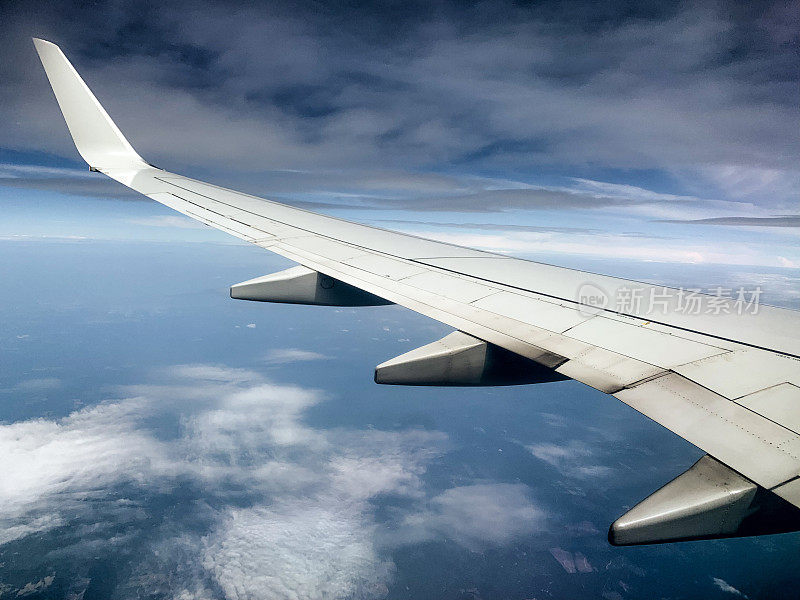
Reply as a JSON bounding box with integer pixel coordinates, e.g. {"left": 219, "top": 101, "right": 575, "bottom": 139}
{"left": 33, "top": 38, "right": 800, "bottom": 545}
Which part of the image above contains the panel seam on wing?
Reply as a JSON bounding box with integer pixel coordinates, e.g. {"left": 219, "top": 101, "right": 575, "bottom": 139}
{"left": 652, "top": 375, "right": 800, "bottom": 461}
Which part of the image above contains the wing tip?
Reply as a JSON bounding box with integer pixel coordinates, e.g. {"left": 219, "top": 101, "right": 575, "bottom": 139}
{"left": 32, "top": 38, "right": 58, "bottom": 51}
{"left": 33, "top": 36, "right": 149, "bottom": 171}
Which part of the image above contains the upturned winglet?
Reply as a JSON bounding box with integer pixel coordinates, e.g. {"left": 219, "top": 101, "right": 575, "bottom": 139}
{"left": 33, "top": 38, "right": 148, "bottom": 171}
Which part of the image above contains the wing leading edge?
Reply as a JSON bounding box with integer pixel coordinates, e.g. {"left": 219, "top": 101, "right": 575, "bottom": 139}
{"left": 34, "top": 39, "right": 800, "bottom": 545}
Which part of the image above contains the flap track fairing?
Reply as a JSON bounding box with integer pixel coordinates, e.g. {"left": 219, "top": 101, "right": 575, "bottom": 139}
{"left": 231, "top": 266, "right": 393, "bottom": 306}
{"left": 375, "top": 331, "right": 567, "bottom": 386}
{"left": 610, "top": 454, "right": 800, "bottom": 545}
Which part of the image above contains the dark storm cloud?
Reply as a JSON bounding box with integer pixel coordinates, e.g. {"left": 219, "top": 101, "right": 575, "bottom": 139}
{"left": 374, "top": 187, "right": 633, "bottom": 212}
{"left": 1, "top": 0, "right": 797, "bottom": 207}
{"left": 0, "top": 162, "right": 144, "bottom": 199}
{"left": 378, "top": 220, "right": 601, "bottom": 234}
{"left": 379, "top": 220, "right": 673, "bottom": 239}
{"left": 236, "top": 188, "right": 623, "bottom": 213}
{"left": 661, "top": 215, "right": 800, "bottom": 227}
{"left": 0, "top": 175, "right": 144, "bottom": 200}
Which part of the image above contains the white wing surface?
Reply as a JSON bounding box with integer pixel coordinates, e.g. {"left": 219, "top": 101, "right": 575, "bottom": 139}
{"left": 34, "top": 39, "right": 800, "bottom": 545}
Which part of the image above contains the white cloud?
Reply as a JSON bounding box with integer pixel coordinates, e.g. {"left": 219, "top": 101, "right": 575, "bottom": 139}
{"left": 526, "top": 441, "right": 612, "bottom": 479}
{"left": 203, "top": 503, "right": 394, "bottom": 600}
{"left": 778, "top": 256, "right": 800, "bottom": 268}
{"left": 169, "top": 363, "right": 263, "bottom": 384}
{"left": 696, "top": 165, "right": 800, "bottom": 206}
{"left": 128, "top": 215, "right": 208, "bottom": 229}
{"left": 182, "top": 381, "right": 326, "bottom": 450}
{"left": 0, "top": 363, "right": 528, "bottom": 598}
{"left": 0, "top": 163, "right": 93, "bottom": 179}
{"left": 550, "top": 547, "right": 576, "bottom": 573}
{"left": 400, "top": 484, "right": 544, "bottom": 550}
{"left": 712, "top": 577, "right": 748, "bottom": 598}
{"left": 572, "top": 465, "right": 613, "bottom": 478}
{"left": 264, "top": 348, "right": 329, "bottom": 364}
{"left": 0, "top": 514, "right": 63, "bottom": 546}
{"left": 408, "top": 228, "right": 796, "bottom": 269}
{"left": 527, "top": 441, "right": 592, "bottom": 466}
{"left": 0, "top": 363, "right": 553, "bottom": 596}
{"left": 0, "top": 397, "right": 171, "bottom": 527}
{"left": 4, "top": 3, "right": 796, "bottom": 221}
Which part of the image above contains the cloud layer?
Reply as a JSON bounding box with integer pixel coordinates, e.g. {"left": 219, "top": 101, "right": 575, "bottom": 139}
{"left": 0, "top": 363, "right": 544, "bottom": 598}
{"left": 2, "top": 0, "right": 798, "bottom": 205}
{"left": 1, "top": 0, "right": 797, "bottom": 271}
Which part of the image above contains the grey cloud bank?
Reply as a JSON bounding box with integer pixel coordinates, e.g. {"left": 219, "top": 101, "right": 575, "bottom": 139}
{"left": 2, "top": 0, "right": 797, "bottom": 271}
{"left": 661, "top": 215, "right": 800, "bottom": 227}
{"left": 1, "top": 0, "right": 797, "bottom": 205}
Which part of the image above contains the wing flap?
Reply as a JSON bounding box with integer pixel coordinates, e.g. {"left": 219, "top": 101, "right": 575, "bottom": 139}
{"left": 772, "top": 478, "right": 800, "bottom": 506}
{"left": 564, "top": 315, "right": 730, "bottom": 369}
{"left": 736, "top": 383, "right": 800, "bottom": 435}
{"left": 616, "top": 373, "right": 800, "bottom": 491}
{"left": 471, "top": 292, "right": 590, "bottom": 333}
{"left": 674, "top": 349, "right": 800, "bottom": 399}
{"left": 556, "top": 351, "right": 664, "bottom": 394}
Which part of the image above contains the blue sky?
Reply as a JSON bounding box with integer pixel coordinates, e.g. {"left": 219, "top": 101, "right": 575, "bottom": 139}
{"left": 0, "top": 0, "right": 798, "bottom": 271}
